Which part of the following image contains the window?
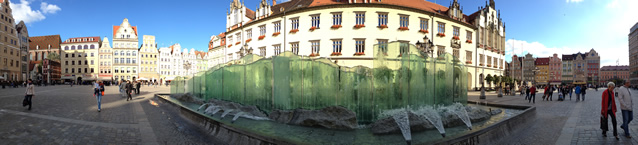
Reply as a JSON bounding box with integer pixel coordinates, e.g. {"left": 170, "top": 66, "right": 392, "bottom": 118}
{"left": 78, "top": 68, "right": 82, "bottom": 73}
{"left": 291, "top": 42, "right": 299, "bottom": 55}
{"left": 378, "top": 13, "right": 388, "bottom": 26}
{"left": 311, "top": 41, "right": 320, "bottom": 55}
{"left": 399, "top": 15, "right": 409, "bottom": 27}
{"left": 333, "top": 13, "right": 342, "bottom": 26}
{"left": 114, "top": 58, "right": 119, "bottom": 63}
{"left": 311, "top": 15, "right": 320, "bottom": 28}
{"left": 259, "top": 25, "right": 266, "bottom": 36}
{"left": 71, "top": 46, "right": 75, "bottom": 50}
{"left": 378, "top": 39, "right": 388, "bottom": 54}
{"left": 64, "top": 46, "right": 69, "bottom": 50}
{"left": 291, "top": 18, "right": 299, "bottom": 30}
{"left": 65, "top": 68, "right": 68, "bottom": 73}
{"left": 85, "top": 68, "right": 87, "bottom": 73}
{"left": 65, "top": 61, "right": 68, "bottom": 65}
{"left": 487, "top": 56, "right": 492, "bottom": 66}
{"left": 132, "top": 51, "right": 136, "bottom": 56}
{"left": 420, "top": 18, "right": 428, "bottom": 30}
{"left": 438, "top": 22, "right": 445, "bottom": 34}
{"left": 466, "top": 51, "right": 472, "bottom": 62}
{"left": 274, "top": 22, "right": 281, "bottom": 33}
{"left": 355, "top": 39, "right": 365, "bottom": 54}
{"left": 400, "top": 41, "right": 409, "bottom": 55}
{"left": 437, "top": 46, "right": 445, "bottom": 56}
{"left": 466, "top": 31, "right": 473, "bottom": 40}
{"left": 71, "top": 68, "right": 75, "bottom": 73}
{"left": 453, "top": 26, "right": 460, "bottom": 37}
{"left": 259, "top": 47, "right": 266, "bottom": 57}
{"left": 91, "top": 53, "right": 94, "bottom": 57}
{"left": 78, "top": 60, "right": 82, "bottom": 65}
{"left": 274, "top": 45, "right": 281, "bottom": 56}
{"left": 332, "top": 40, "right": 342, "bottom": 54}
{"left": 453, "top": 49, "right": 459, "bottom": 59}
{"left": 480, "top": 54, "right": 484, "bottom": 65}
{"left": 355, "top": 12, "right": 365, "bottom": 25}
{"left": 91, "top": 60, "right": 94, "bottom": 65}
{"left": 246, "top": 29, "right": 252, "bottom": 39}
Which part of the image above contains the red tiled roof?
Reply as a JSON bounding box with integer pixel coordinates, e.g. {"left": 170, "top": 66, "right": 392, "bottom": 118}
{"left": 29, "top": 35, "right": 61, "bottom": 50}
{"left": 62, "top": 36, "right": 100, "bottom": 44}
{"left": 245, "top": 8, "right": 256, "bottom": 19}
{"left": 535, "top": 57, "right": 550, "bottom": 65}
{"left": 601, "top": 65, "right": 629, "bottom": 71}
{"left": 112, "top": 26, "right": 138, "bottom": 37}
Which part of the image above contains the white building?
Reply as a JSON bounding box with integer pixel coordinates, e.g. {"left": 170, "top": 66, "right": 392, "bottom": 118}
{"left": 98, "top": 37, "right": 113, "bottom": 82}
{"left": 112, "top": 18, "right": 139, "bottom": 81}
{"left": 214, "top": 0, "right": 507, "bottom": 90}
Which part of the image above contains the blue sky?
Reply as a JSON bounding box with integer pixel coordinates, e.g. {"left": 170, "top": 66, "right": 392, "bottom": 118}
{"left": 15, "top": 0, "right": 638, "bottom": 66}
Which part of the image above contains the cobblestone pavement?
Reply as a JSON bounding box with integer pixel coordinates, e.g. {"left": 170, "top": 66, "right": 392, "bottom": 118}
{"left": 470, "top": 88, "right": 638, "bottom": 145}
{"left": 0, "top": 84, "right": 218, "bottom": 144}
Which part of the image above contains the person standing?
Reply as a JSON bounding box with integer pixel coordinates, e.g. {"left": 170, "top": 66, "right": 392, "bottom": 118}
{"left": 24, "top": 79, "right": 35, "bottom": 110}
{"left": 136, "top": 81, "right": 141, "bottom": 95}
{"left": 526, "top": 86, "right": 530, "bottom": 100}
{"left": 529, "top": 85, "right": 536, "bottom": 103}
{"left": 616, "top": 82, "right": 633, "bottom": 138}
{"left": 569, "top": 85, "right": 573, "bottom": 100}
{"left": 581, "top": 85, "right": 587, "bottom": 101}
{"left": 126, "top": 81, "right": 133, "bottom": 101}
{"left": 575, "top": 85, "right": 582, "bottom": 101}
{"left": 94, "top": 81, "right": 103, "bottom": 112}
{"left": 601, "top": 82, "right": 619, "bottom": 140}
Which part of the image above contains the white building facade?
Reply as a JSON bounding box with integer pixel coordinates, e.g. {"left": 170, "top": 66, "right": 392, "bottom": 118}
{"left": 215, "top": 0, "right": 507, "bottom": 90}
{"left": 112, "top": 18, "right": 139, "bottom": 81}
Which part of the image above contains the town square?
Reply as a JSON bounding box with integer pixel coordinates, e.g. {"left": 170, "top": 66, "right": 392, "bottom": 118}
{"left": 1, "top": 0, "right": 638, "bottom": 144}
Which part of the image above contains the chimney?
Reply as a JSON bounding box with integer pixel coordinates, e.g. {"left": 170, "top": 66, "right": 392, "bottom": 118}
{"left": 273, "top": 0, "right": 276, "bottom": 5}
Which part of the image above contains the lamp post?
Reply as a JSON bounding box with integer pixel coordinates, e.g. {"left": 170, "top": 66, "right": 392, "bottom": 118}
{"left": 416, "top": 35, "right": 435, "bottom": 99}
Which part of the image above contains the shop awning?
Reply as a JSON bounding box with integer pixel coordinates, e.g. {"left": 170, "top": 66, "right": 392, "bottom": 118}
{"left": 98, "top": 77, "right": 112, "bottom": 81}
{"left": 165, "top": 76, "right": 176, "bottom": 81}
{"left": 61, "top": 76, "right": 74, "bottom": 79}
{"left": 139, "top": 77, "right": 149, "bottom": 81}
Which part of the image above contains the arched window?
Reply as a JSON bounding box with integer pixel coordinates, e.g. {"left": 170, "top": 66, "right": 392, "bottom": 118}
{"left": 126, "top": 51, "right": 131, "bottom": 56}
{"left": 71, "top": 46, "right": 75, "bottom": 50}
{"left": 84, "top": 45, "right": 88, "bottom": 49}
{"left": 90, "top": 45, "right": 95, "bottom": 49}
{"left": 64, "top": 46, "right": 69, "bottom": 50}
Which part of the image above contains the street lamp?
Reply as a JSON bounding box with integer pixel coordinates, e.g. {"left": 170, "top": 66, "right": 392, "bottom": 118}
{"left": 416, "top": 35, "right": 434, "bottom": 58}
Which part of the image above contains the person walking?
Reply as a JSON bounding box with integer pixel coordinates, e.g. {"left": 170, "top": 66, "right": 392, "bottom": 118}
{"left": 616, "top": 82, "right": 633, "bottom": 138}
{"left": 569, "top": 85, "right": 573, "bottom": 100}
{"left": 126, "top": 81, "right": 133, "bottom": 101}
{"left": 601, "top": 82, "right": 619, "bottom": 140}
{"left": 581, "top": 84, "right": 587, "bottom": 101}
{"left": 549, "top": 85, "right": 555, "bottom": 101}
{"left": 543, "top": 85, "right": 549, "bottom": 101}
{"left": 529, "top": 85, "right": 536, "bottom": 103}
{"left": 575, "top": 85, "right": 582, "bottom": 101}
{"left": 526, "top": 86, "right": 530, "bottom": 100}
{"left": 24, "top": 79, "right": 35, "bottom": 110}
{"left": 94, "top": 81, "right": 103, "bottom": 112}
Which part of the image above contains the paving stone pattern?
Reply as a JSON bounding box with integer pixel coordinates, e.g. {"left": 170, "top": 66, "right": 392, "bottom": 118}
{"left": 0, "top": 84, "right": 218, "bottom": 144}
{"left": 470, "top": 88, "right": 638, "bottom": 145}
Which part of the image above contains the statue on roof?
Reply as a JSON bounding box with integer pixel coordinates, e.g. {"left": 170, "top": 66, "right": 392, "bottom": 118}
{"left": 490, "top": 0, "right": 495, "bottom": 8}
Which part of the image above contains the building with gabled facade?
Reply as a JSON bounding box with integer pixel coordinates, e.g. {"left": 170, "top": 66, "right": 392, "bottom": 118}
{"left": 561, "top": 54, "right": 574, "bottom": 84}
{"left": 139, "top": 35, "right": 159, "bottom": 82}
{"left": 548, "top": 53, "right": 561, "bottom": 85}
{"left": 208, "top": 33, "right": 226, "bottom": 69}
{"left": 98, "top": 37, "right": 113, "bottom": 83}
{"left": 28, "top": 35, "right": 61, "bottom": 84}
{"left": 510, "top": 54, "right": 522, "bottom": 81}
{"left": 573, "top": 52, "right": 587, "bottom": 85}
{"left": 16, "top": 21, "right": 29, "bottom": 81}
{"left": 215, "top": 0, "right": 507, "bottom": 90}
{"left": 535, "top": 57, "right": 549, "bottom": 85}
{"left": 112, "top": 18, "right": 139, "bottom": 81}
{"left": 585, "top": 49, "right": 600, "bottom": 85}
{"left": 158, "top": 46, "right": 173, "bottom": 84}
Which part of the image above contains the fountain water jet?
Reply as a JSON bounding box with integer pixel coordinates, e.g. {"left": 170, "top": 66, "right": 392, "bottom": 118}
{"left": 415, "top": 106, "right": 446, "bottom": 137}
{"left": 448, "top": 103, "right": 472, "bottom": 130}
{"left": 232, "top": 112, "right": 244, "bottom": 123}
{"left": 392, "top": 108, "right": 412, "bottom": 144}
{"left": 221, "top": 109, "right": 234, "bottom": 118}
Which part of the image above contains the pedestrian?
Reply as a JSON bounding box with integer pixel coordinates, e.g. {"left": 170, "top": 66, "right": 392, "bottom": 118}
{"left": 94, "top": 81, "right": 103, "bottom": 112}
{"left": 24, "top": 79, "right": 35, "bottom": 110}
{"left": 549, "top": 85, "right": 554, "bottom": 101}
{"left": 601, "top": 82, "right": 619, "bottom": 140}
{"left": 569, "top": 85, "right": 573, "bottom": 100}
{"left": 581, "top": 85, "right": 587, "bottom": 101}
{"left": 543, "top": 85, "right": 549, "bottom": 101}
{"left": 529, "top": 85, "right": 536, "bottom": 103}
{"left": 575, "top": 85, "right": 582, "bottom": 101}
{"left": 616, "top": 82, "right": 633, "bottom": 138}
{"left": 526, "top": 86, "right": 530, "bottom": 100}
{"left": 126, "top": 81, "right": 133, "bottom": 101}
{"left": 136, "top": 81, "right": 141, "bottom": 94}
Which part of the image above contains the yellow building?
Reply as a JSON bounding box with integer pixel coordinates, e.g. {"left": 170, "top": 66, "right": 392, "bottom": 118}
{"left": 139, "top": 35, "right": 159, "bottom": 82}
{"left": 0, "top": 0, "right": 21, "bottom": 81}
{"left": 60, "top": 37, "right": 101, "bottom": 83}
{"left": 535, "top": 57, "right": 549, "bottom": 84}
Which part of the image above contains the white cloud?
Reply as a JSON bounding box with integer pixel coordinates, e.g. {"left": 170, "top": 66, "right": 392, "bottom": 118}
{"left": 566, "top": 0, "right": 583, "bottom": 3}
{"left": 40, "top": 2, "right": 60, "bottom": 14}
{"left": 505, "top": 39, "right": 628, "bottom": 67}
{"left": 10, "top": 0, "right": 60, "bottom": 24}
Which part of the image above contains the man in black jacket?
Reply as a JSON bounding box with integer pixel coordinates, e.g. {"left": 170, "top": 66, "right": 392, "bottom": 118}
{"left": 126, "top": 81, "right": 133, "bottom": 101}
{"left": 136, "top": 81, "right": 141, "bottom": 94}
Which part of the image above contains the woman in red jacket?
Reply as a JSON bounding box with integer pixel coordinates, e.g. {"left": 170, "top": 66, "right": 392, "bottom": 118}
{"left": 601, "top": 82, "right": 619, "bottom": 140}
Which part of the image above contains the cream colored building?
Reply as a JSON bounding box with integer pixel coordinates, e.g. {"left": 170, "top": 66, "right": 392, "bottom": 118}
{"left": 207, "top": 33, "right": 227, "bottom": 69}
{"left": 216, "top": 0, "right": 506, "bottom": 90}
{"left": 98, "top": 37, "right": 113, "bottom": 82}
{"left": 112, "top": 18, "right": 139, "bottom": 81}
{"left": 158, "top": 46, "right": 173, "bottom": 83}
{"left": 139, "top": 35, "right": 159, "bottom": 82}
{"left": 0, "top": 0, "right": 21, "bottom": 81}
{"left": 60, "top": 37, "right": 101, "bottom": 83}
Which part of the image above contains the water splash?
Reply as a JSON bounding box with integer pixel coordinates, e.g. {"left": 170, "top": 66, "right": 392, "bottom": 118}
{"left": 232, "top": 112, "right": 244, "bottom": 123}
{"left": 210, "top": 108, "right": 221, "bottom": 116}
{"left": 414, "top": 106, "right": 446, "bottom": 137}
{"left": 447, "top": 103, "right": 472, "bottom": 130}
{"left": 392, "top": 109, "right": 412, "bottom": 144}
{"left": 221, "top": 109, "right": 234, "bottom": 118}
{"left": 197, "top": 103, "right": 213, "bottom": 111}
